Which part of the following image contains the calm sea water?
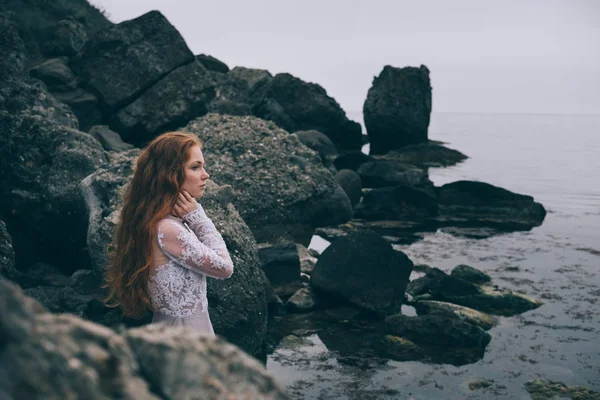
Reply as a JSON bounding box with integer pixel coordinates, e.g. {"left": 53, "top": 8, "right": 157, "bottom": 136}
{"left": 267, "top": 112, "right": 600, "bottom": 399}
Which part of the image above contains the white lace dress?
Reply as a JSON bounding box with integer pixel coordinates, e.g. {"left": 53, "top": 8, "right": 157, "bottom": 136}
{"left": 147, "top": 205, "right": 234, "bottom": 335}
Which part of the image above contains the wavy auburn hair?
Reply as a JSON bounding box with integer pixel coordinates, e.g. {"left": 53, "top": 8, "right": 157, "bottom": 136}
{"left": 103, "top": 131, "right": 202, "bottom": 318}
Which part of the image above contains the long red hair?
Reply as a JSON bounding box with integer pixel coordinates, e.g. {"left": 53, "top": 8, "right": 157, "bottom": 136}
{"left": 103, "top": 131, "right": 202, "bottom": 318}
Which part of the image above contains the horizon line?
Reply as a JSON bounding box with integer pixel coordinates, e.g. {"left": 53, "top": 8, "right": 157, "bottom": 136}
{"left": 346, "top": 110, "right": 600, "bottom": 117}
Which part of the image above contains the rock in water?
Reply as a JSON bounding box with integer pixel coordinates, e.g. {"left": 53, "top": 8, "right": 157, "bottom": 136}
{"left": 363, "top": 65, "right": 432, "bottom": 154}
{"left": 310, "top": 230, "right": 413, "bottom": 316}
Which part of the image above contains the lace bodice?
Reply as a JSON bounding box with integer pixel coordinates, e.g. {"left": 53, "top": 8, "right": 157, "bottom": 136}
{"left": 147, "top": 206, "right": 234, "bottom": 317}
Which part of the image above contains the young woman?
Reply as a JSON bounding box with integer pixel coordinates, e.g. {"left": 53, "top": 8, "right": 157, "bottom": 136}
{"left": 104, "top": 131, "right": 233, "bottom": 335}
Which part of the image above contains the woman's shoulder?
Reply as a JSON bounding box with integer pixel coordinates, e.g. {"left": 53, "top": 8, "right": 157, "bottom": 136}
{"left": 157, "top": 216, "right": 185, "bottom": 233}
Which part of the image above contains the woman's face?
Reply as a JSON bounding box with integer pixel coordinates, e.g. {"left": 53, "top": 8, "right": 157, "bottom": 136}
{"left": 181, "top": 145, "right": 210, "bottom": 199}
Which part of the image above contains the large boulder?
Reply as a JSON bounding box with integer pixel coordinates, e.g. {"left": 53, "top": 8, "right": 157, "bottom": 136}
{"left": 182, "top": 113, "right": 353, "bottom": 244}
{"left": 335, "top": 169, "right": 362, "bottom": 207}
{"left": 206, "top": 69, "right": 254, "bottom": 116}
{"left": 80, "top": 150, "right": 269, "bottom": 356}
{"left": 253, "top": 73, "right": 363, "bottom": 151}
{"left": 0, "top": 278, "right": 287, "bottom": 399}
{"left": 310, "top": 230, "right": 413, "bottom": 316}
{"left": 111, "top": 60, "right": 216, "bottom": 145}
{"left": 294, "top": 129, "right": 339, "bottom": 168}
{"left": 71, "top": 10, "right": 194, "bottom": 110}
{"left": 0, "top": 111, "right": 107, "bottom": 272}
{"left": 228, "top": 66, "right": 273, "bottom": 94}
{"left": 40, "top": 18, "right": 88, "bottom": 58}
{"left": 196, "top": 53, "right": 229, "bottom": 73}
{"left": 436, "top": 180, "right": 547, "bottom": 230}
{"left": 364, "top": 65, "right": 432, "bottom": 154}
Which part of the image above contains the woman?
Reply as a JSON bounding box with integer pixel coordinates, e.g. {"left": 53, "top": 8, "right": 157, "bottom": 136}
{"left": 104, "top": 131, "right": 233, "bottom": 336}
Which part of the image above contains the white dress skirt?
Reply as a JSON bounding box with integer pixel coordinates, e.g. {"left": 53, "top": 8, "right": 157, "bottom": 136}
{"left": 151, "top": 306, "right": 215, "bottom": 337}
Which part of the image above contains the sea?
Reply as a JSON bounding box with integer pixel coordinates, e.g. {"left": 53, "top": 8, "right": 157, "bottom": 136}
{"left": 266, "top": 112, "right": 600, "bottom": 399}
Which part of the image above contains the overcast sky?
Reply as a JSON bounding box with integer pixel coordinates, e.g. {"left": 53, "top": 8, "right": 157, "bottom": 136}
{"left": 89, "top": 0, "right": 599, "bottom": 115}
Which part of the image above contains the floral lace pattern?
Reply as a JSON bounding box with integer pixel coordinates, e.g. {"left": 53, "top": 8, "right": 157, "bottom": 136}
{"left": 148, "top": 206, "right": 233, "bottom": 318}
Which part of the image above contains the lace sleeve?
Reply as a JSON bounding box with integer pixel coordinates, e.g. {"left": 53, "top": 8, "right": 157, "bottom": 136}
{"left": 182, "top": 205, "right": 227, "bottom": 251}
{"left": 157, "top": 219, "right": 233, "bottom": 280}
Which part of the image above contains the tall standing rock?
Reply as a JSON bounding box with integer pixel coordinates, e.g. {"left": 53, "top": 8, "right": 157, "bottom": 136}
{"left": 71, "top": 10, "right": 194, "bottom": 110}
{"left": 364, "top": 65, "right": 432, "bottom": 154}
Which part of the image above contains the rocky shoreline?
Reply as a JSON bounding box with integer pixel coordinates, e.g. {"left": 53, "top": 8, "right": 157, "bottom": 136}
{"left": 1, "top": 1, "right": 596, "bottom": 399}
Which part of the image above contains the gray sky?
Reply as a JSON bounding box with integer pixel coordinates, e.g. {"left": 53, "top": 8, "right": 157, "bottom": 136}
{"left": 89, "top": 0, "right": 600, "bottom": 114}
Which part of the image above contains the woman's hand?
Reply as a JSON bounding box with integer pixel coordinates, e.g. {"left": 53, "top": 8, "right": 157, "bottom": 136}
{"left": 172, "top": 190, "right": 199, "bottom": 219}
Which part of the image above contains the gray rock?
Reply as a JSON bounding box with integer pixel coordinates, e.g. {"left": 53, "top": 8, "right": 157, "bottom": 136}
{"left": 196, "top": 53, "right": 230, "bottom": 73}
{"left": 124, "top": 324, "right": 287, "bottom": 399}
{"left": 0, "top": 111, "right": 107, "bottom": 272}
{"left": 285, "top": 287, "right": 318, "bottom": 313}
{"left": 310, "top": 230, "right": 413, "bottom": 316}
{"left": 207, "top": 69, "right": 254, "bottom": 116}
{"left": 53, "top": 88, "right": 103, "bottom": 131}
{"left": 294, "top": 130, "right": 339, "bottom": 168}
{"left": 382, "top": 142, "right": 468, "bottom": 168}
{"left": 413, "top": 300, "right": 498, "bottom": 330}
{"left": 379, "top": 335, "right": 423, "bottom": 361}
{"left": 0, "top": 14, "right": 27, "bottom": 79}
{"left": 253, "top": 73, "right": 362, "bottom": 151}
{"left": 436, "top": 180, "right": 547, "bottom": 230}
{"left": 357, "top": 160, "right": 433, "bottom": 190}
{"left": 385, "top": 313, "right": 491, "bottom": 349}
{"left": 112, "top": 60, "right": 216, "bottom": 145}
{"left": 89, "top": 125, "right": 134, "bottom": 151}
{"left": 41, "top": 18, "right": 87, "bottom": 57}
{"left": 72, "top": 10, "right": 194, "bottom": 109}
{"left": 258, "top": 242, "right": 301, "bottom": 286}
{"left": 0, "top": 279, "right": 158, "bottom": 399}
{"left": 335, "top": 169, "right": 362, "bottom": 207}
{"left": 182, "top": 113, "right": 353, "bottom": 244}
{"left": 524, "top": 379, "right": 600, "bottom": 400}
{"left": 333, "top": 151, "right": 376, "bottom": 172}
{"left": 451, "top": 264, "right": 492, "bottom": 284}
{"left": 228, "top": 66, "right": 273, "bottom": 94}
{"left": 29, "top": 58, "right": 79, "bottom": 92}
{"left": 364, "top": 65, "right": 432, "bottom": 154}
{"left": 80, "top": 151, "right": 269, "bottom": 355}
{"left": 354, "top": 184, "right": 438, "bottom": 221}
{"left": 296, "top": 244, "right": 317, "bottom": 274}
{"left": 0, "top": 220, "right": 17, "bottom": 279}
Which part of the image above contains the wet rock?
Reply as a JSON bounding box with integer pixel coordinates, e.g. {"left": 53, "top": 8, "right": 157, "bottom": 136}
{"left": 297, "top": 244, "right": 317, "bottom": 275}
{"left": 19, "top": 262, "right": 71, "bottom": 287}
{"left": 379, "top": 335, "right": 423, "bottom": 361}
{"left": 385, "top": 313, "right": 491, "bottom": 349}
{"left": 436, "top": 180, "right": 546, "bottom": 230}
{"left": 112, "top": 60, "right": 216, "bottom": 145}
{"left": 196, "top": 53, "right": 229, "bottom": 73}
{"left": 364, "top": 65, "right": 432, "bottom": 154}
{"left": 29, "top": 58, "right": 79, "bottom": 92}
{"left": 286, "top": 288, "right": 318, "bottom": 313}
{"left": 524, "top": 379, "right": 600, "bottom": 400}
{"left": 451, "top": 264, "right": 492, "bottom": 284}
{"left": 333, "top": 151, "right": 376, "bottom": 172}
{"left": 41, "top": 18, "right": 87, "bottom": 57}
{"left": 0, "top": 13, "right": 28, "bottom": 78}
{"left": 413, "top": 300, "right": 498, "bottom": 330}
{"left": 294, "top": 130, "right": 339, "bottom": 168}
{"left": 354, "top": 184, "right": 438, "bottom": 221}
{"left": 468, "top": 379, "right": 494, "bottom": 390}
{"left": 335, "top": 169, "right": 362, "bottom": 207}
{"left": 357, "top": 160, "right": 433, "bottom": 190}
{"left": 183, "top": 114, "right": 353, "bottom": 244}
{"left": 0, "top": 220, "right": 17, "bottom": 279}
{"left": 278, "top": 334, "right": 313, "bottom": 349}
{"left": 0, "top": 111, "right": 107, "bottom": 272}
{"left": 311, "top": 231, "right": 413, "bottom": 316}
{"left": 408, "top": 268, "right": 542, "bottom": 316}
{"left": 80, "top": 151, "right": 269, "bottom": 355}
{"left": 324, "top": 307, "right": 361, "bottom": 321}
{"left": 379, "top": 142, "right": 468, "bottom": 168}
{"left": 89, "top": 125, "right": 134, "bottom": 151}
{"left": 258, "top": 241, "right": 301, "bottom": 286}
{"left": 253, "top": 73, "right": 362, "bottom": 151}
{"left": 72, "top": 10, "right": 194, "bottom": 109}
